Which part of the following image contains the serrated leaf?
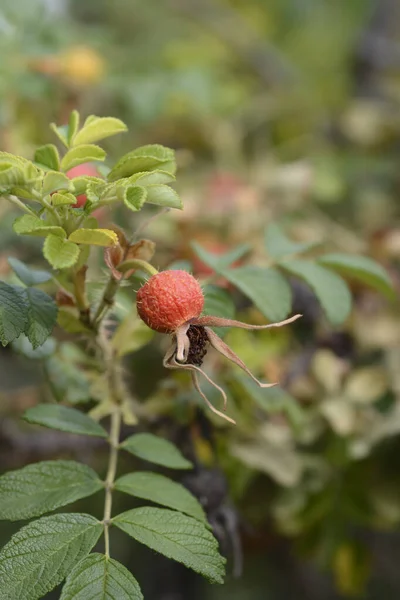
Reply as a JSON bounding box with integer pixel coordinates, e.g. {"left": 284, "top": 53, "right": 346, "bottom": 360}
{"left": 42, "top": 171, "right": 73, "bottom": 195}
{"left": 0, "top": 282, "right": 28, "bottom": 346}
{"left": 114, "top": 508, "right": 225, "bottom": 584}
{"left": 0, "top": 461, "right": 103, "bottom": 521}
{"left": 43, "top": 235, "right": 80, "bottom": 269}
{"left": 108, "top": 145, "right": 176, "bottom": 181}
{"left": 23, "top": 287, "right": 58, "bottom": 349}
{"left": 23, "top": 404, "right": 108, "bottom": 438}
{"left": 73, "top": 116, "right": 127, "bottom": 146}
{"left": 265, "top": 223, "right": 319, "bottom": 259}
{"left": 13, "top": 215, "right": 66, "bottom": 238}
{"left": 118, "top": 185, "right": 147, "bottom": 211}
{"left": 121, "top": 433, "right": 192, "bottom": 469}
{"left": 34, "top": 144, "right": 60, "bottom": 171}
{"left": 318, "top": 253, "right": 395, "bottom": 300}
{"left": 61, "top": 145, "right": 106, "bottom": 172}
{"left": 145, "top": 184, "right": 182, "bottom": 209}
{"left": 68, "top": 228, "right": 118, "bottom": 247}
{"left": 223, "top": 266, "right": 292, "bottom": 322}
{"left": 70, "top": 175, "right": 104, "bottom": 196}
{"left": 0, "top": 163, "right": 25, "bottom": 186}
{"left": 0, "top": 513, "right": 102, "bottom": 600}
{"left": 282, "top": 259, "right": 352, "bottom": 325}
{"left": 52, "top": 191, "right": 78, "bottom": 206}
{"left": 60, "top": 553, "right": 143, "bottom": 600}
{"left": 129, "top": 170, "right": 176, "bottom": 185}
{"left": 68, "top": 110, "right": 80, "bottom": 145}
{"left": 115, "top": 472, "right": 206, "bottom": 522}
{"left": 7, "top": 257, "right": 52, "bottom": 286}
{"left": 50, "top": 123, "right": 69, "bottom": 148}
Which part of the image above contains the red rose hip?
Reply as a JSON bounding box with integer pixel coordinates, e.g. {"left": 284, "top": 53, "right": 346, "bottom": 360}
{"left": 136, "top": 270, "right": 204, "bottom": 333}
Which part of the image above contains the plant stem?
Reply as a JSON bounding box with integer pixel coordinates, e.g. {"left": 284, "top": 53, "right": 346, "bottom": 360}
{"left": 5, "top": 195, "right": 37, "bottom": 216}
{"left": 103, "top": 408, "right": 122, "bottom": 558}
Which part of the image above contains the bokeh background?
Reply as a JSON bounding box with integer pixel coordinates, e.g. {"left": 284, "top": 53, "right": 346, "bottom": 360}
{"left": 1, "top": 0, "right": 400, "bottom": 598}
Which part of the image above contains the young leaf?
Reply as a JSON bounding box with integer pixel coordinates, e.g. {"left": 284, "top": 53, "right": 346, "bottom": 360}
{"left": 119, "top": 185, "right": 147, "bottom": 212}
{"left": 129, "top": 170, "right": 176, "bottom": 185}
{"left": 23, "top": 404, "right": 108, "bottom": 438}
{"left": 114, "top": 507, "right": 225, "bottom": 584}
{"left": 34, "top": 144, "right": 60, "bottom": 171}
{"left": 0, "top": 513, "right": 102, "bottom": 600}
{"left": 223, "top": 266, "right": 292, "bottom": 322}
{"left": 68, "top": 110, "right": 80, "bottom": 145}
{"left": 265, "top": 223, "right": 318, "bottom": 259}
{"left": 7, "top": 257, "right": 52, "bottom": 286}
{"left": 0, "top": 461, "right": 103, "bottom": 521}
{"left": 108, "top": 145, "right": 176, "bottom": 181}
{"left": 73, "top": 116, "right": 127, "bottom": 146}
{"left": 121, "top": 433, "right": 192, "bottom": 469}
{"left": 43, "top": 235, "right": 80, "bottom": 269}
{"left": 115, "top": 472, "right": 206, "bottom": 523}
{"left": 145, "top": 184, "right": 182, "bottom": 209}
{"left": 68, "top": 228, "right": 118, "bottom": 247}
{"left": 0, "top": 282, "right": 28, "bottom": 346}
{"left": 52, "top": 191, "right": 78, "bottom": 206}
{"left": 23, "top": 288, "right": 58, "bottom": 349}
{"left": 42, "top": 171, "right": 73, "bottom": 195}
{"left": 282, "top": 259, "right": 352, "bottom": 325}
{"left": 60, "top": 553, "right": 143, "bottom": 600}
{"left": 50, "top": 123, "right": 69, "bottom": 148}
{"left": 0, "top": 163, "right": 25, "bottom": 187}
{"left": 61, "top": 145, "right": 106, "bottom": 172}
{"left": 318, "top": 253, "right": 395, "bottom": 300}
{"left": 13, "top": 215, "right": 66, "bottom": 238}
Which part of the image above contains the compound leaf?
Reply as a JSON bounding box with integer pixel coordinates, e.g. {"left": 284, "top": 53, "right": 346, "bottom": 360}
{"left": 121, "top": 433, "right": 192, "bottom": 470}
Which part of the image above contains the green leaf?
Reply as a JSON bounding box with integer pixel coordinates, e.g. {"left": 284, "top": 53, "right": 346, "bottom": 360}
{"left": 45, "top": 355, "right": 91, "bottom": 404}
{"left": 12, "top": 334, "right": 56, "bottom": 360}
{"left": 13, "top": 215, "right": 66, "bottom": 238}
{"left": 23, "top": 404, "right": 108, "bottom": 438}
{"left": 318, "top": 253, "right": 396, "bottom": 300}
{"left": 70, "top": 175, "right": 104, "bottom": 196}
{"left": 60, "top": 553, "right": 143, "bottom": 600}
{"left": 145, "top": 184, "right": 182, "bottom": 209}
{"left": 129, "top": 170, "right": 176, "bottom": 185}
{"left": 43, "top": 235, "right": 80, "bottom": 269}
{"left": 115, "top": 472, "right": 206, "bottom": 523}
{"left": 23, "top": 288, "right": 58, "bottom": 349}
{"left": 121, "top": 433, "right": 192, "bottom": 469}
{"left": 191, "top": 241, "right": 250, "bottom": 271}
{"left": 0, "top": 282, "right": 28, "bottom": 346}
{"left": 73, "top": 116, "right": 127, "bottom": 146}
{"left": 119, "top": 185, "right": 147, "bottom": 211}
{"left": 265, "top": 223, "right": 319, "bottom": 259}
{"left": 224, "top": 266, "right": 292, "bottom": 322}
{"left": 108, "top": 145, "right": 176, "bottom": 181}
{"left": 34, "top": 144, "right": 60, "bottom": 171}
{"left": 7, "top": 257, "right": 52, "bottom": 286}
{"left": 0, "top": 513, "right": 102, "bottom": 600}
{"left": 203, "top": 285, "right": 235, "bottom": 338}
{"left": 61, "top": 145, "right": 106, "bottom": 172}
{"left": 68, "top": 228, "right": 118, "bottom": 247}
{"left": 0, "top": 461, "right": 103, "bottom": 521}
{"left": 52, "top": 191, "right": 78, "bottom": 206}
{"left": 50, "top": 123, "right": 69, "bottom": 148}
{"left": 114, "top": 508, "right": 225, "bottom": 584}
{"left": 282, "top": 259, "right": 352, "bottom": 325}
{"left": 0, "top": 163, "right": 25, "bottom": 187}
{"left": 68, "top": 110, "right": 80, "bottom": 145}
{"left": 42, "top": 171, "right": 73, "bottom": 195}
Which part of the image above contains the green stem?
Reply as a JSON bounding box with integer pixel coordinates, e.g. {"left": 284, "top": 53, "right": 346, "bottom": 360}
{"left": 103, "top": 408, "right": 122, "bottom": 558}
{"left": 118, "top": 259, "right": 158, "bottom": 277}
{"left": 5, "top": 195, "right": 37, "bottom": 216}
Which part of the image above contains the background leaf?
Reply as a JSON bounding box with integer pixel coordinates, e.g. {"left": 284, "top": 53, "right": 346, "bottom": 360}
{"left": 0, "top": 461, "right": 103, "bottom": 521}
{"left": 114, "top": 507, "right": 225, "bottom": 584}
{"left": 265, "top": 223, "right": 319, "bottom": 259}
{"left": 7, "top": 257, "right": 52, "bottom": 286}
{"left": 0, "top": 513, "right": 102, "bottom": 600}
{"left": 121, "top": 433, "right": 193, "bottom": 469}
{"left": 115, "top": 472, "right": 207, "bottom": 522}
{"left": 60, "top": 553, "right": 143, "bottom": 600}
{"left": 282, "top": 259, "right": 352, "bottom": 325}
{"left": 0, "top": 282, "right": 28, "bottom": 346}
{"left": 23, "top": 404, "right": 108, "bottom": 438}
{"left": 318, "top": 253, "right": 396, "bottom": 300}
